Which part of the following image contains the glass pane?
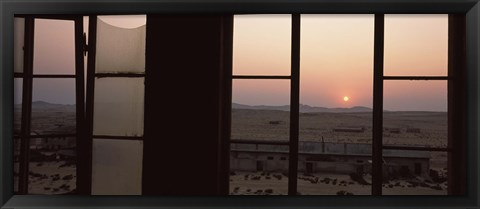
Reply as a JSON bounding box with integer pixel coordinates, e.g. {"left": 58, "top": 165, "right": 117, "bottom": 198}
{"left": 384, "top": 81, "right": 447, "bottom": 148}
{"left": 233, "top": 15, "right": 291, "bottom": 75}
{"left": 14, "top": 78, "right": 23, "bottom": 135}
{"left": 95, "top": 17, "right": 146, "bottom": 73}
{"left": 230, "top": 143, "right": 289, "bottom": 195}
{"left": 91, "top": 139, "right": 143, "bottom": 195}
{"left": 98, "top": 15, "right": 146, "bottom": 28}
{"left": 31, "top": 78, "right": 76, "bottom": 135}
{"left": 28, "top": 137, "right": 77, "bottom": 194}
{"left": 298, "top": 14, "right": 374, "bottom": 195}
{"left": 231, "top": 79, "right": 290, "bottom": 141}
{"left": 383, "top": 151, "right": 447, "bottom": 195}
{"left": 33, "top": 19, "right": 75, "bottom": 74}
{"left": 14, "top": 17, "right": 24, "bottom": 73}
{"left": 93, "top": 78, "right": 144, "bottom": 136}
{"left": 384, "top": 14, "right": 448, "bottom": 76}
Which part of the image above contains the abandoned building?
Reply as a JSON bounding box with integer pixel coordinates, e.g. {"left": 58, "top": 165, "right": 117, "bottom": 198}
{"left": 230, "top": 141, "right": 431, "bottom": 178}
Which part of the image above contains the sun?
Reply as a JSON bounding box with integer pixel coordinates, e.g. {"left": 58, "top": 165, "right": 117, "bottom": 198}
{"left": 343, "top": 96, "right": 349, "bottom": 102}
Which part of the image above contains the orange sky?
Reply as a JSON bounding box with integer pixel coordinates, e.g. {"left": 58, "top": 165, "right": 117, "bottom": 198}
{"left": 233, "top": 14, "right": 448, "bottom": 111}
{"left": 16, "top": 14, "right": 448, "bottom": 111}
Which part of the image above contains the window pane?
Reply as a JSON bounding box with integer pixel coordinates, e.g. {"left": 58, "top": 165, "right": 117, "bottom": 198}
{"left": 33, "top": 19, "right": 75, "bottom": 75}
{"left": 91, "top": 139, "right": 143, "bottom": 195}
{"left": 298, "top": 14, "right": 374, "bottom": 195}
{"left": 384, "top": 14, "right": 448, "bottom": 76}
{"left": 233, "top": 15, "right": 291, "bottom": 76}
{"left": 98, "top": 15, "right": 146, "bottom": 28}
{"left": 384, "top": 81, "right": 447, "bottom": 148}
{"left": 14, "top": 17, "right": 24, "bottom": 73}
{"left": 28, "top": 137, "right": 76, "bottom": 194}
{"left": 230, "top": 143, "right": 289, "bottom": 195}
{"left": 95, "top": 16, "right": 146, "bottom": 73}
{"left": 382, "top": 150, "right": 447, "bottom": 195}
{"left": 14, "top": 78, "right": 23, "bottom": 135}
{"left": 231, "top": 79, "right": 290, "bottom": 141}
{"left": 31, "top": 78, "right": 76, "bottom": 135}
{"left": 93, "top": 78, "right": 144, "bottom": 136}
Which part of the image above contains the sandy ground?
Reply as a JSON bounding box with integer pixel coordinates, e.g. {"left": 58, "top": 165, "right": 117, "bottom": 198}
{"left": 230, "top": 109, "right": 448, "bottom": 195}
{"left": 14, "top": 161, "right": 76, "bottom": 194}
{"left": 231, "top": 110, "right": 448, "bottom": 170}
{"left": 12, "top": 108, "right": 448, "bottom": 195}
{"left": 230, "top": 171, "right": 447, "bottom": 195}
{"left": 232, "top": 110, "right": 447, "bottom": 148}
{"left": 14, "top": 106, "right": 77, "bottom": 194}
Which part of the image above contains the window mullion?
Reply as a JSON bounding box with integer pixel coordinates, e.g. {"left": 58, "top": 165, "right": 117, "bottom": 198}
{"left": 372, "top": 13, "right": 385, "bottom": 196}
{"left": 288, "top": 14, "right": 300, "bottom": 196}
{"left": 383, "top": 76, "right": 448, "bottom": 80}
{"left": 74, "top": 16, "right": 87, "bottom": 195}
{"left": 232, "top": 75, "right": 291, "bottom": 79}
{"left": 81, "top": 15, "right": 98, "bottom": 195}
{"left": 18, "top": 17, "right": 35, "bottom": 194}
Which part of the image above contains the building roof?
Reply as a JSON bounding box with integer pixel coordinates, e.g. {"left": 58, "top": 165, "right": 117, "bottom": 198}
{"left": 231, "top": 141, "right": 431, "bottom": 159}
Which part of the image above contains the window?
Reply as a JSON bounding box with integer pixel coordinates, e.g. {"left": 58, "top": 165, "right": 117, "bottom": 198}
{"left": 230, "top": 14, "right": 465, "bottom": 195}
{"left": 13, "top": 16, "right": 84, "bottom": 194}
{"left": 230, "top": 14, "right": 292, "bottom": 195}
{"left": 11, "top": 13, "right": 467, "bottom": 197}
{"left": 2, "top": 1, "right": 478, "bottom": 208}
{"left": 88, "top": 15, "right": 146, "bottom": 195}
{"left": 13, "top": 15, "right": 147, "bottom": 195}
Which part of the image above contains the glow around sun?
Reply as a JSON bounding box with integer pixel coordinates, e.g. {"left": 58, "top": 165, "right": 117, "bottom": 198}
{"left": 343, "top": 96, "right": 349, "bottom": 102}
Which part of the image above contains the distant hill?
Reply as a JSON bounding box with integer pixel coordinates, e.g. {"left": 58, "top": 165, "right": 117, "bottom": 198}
{"left": 15, "top": 101, "right": 76, "bottom": 112}
{"left": 232, "top": 103, "right": 372, "bottom": 113}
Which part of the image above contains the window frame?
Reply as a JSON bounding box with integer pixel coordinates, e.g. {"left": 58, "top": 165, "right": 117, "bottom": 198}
{"left": 230, "top": 13, "right": 465, "bottom": 195}
{"left": 84, "top": 15, "right": 146, "bottom": 195}
{"left": 1, "top": 0, "right": 479, "bottom": 208}
{"left": 12, "top": 15, "right": 85, "bottom": 195}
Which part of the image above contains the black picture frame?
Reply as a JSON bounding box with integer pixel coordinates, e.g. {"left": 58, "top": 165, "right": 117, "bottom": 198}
{"left": 1, "top": 0, "right": 478, "bottom": 208}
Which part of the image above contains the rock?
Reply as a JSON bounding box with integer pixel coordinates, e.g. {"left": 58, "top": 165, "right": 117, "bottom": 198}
{"left": 62, "top": 174, "right": 73, "bottom": 180}
{"left": 336, "top": 190, "right": 354, "bottom": 195}
{"left": 349, "top": 173, "right": 370, "bottom": 185}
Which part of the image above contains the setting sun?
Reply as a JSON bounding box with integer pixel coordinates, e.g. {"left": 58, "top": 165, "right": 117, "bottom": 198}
{"left": 343, "top": 96, "right": 349, "bottom": 102}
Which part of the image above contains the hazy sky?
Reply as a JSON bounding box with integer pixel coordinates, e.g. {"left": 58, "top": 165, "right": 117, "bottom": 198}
{"left": 14, "top": 16, "right": 146, "bottom": 105}
{"left": 15, "top": 14, "right": 448, "bottom": 111}
{"left": 233, "top": 14, "right": 448, "bottom": 111}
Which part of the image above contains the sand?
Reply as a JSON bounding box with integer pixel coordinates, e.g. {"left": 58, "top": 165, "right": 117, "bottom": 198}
{"left": 230, "top": 171, "right": 447, "bottom": 195}
{"left": 230, "top": 109, "right": 449, "bottom": 195}
{"left": 15, "top": 161, "right": 76, "bottom": 194}
{"left": 232, "top": 110, "right": 448, "bottom": 148}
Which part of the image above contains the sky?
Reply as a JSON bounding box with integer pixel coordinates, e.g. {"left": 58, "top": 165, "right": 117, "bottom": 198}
{"left": 15, "top": 14, "right": 448, "bottom": 111}
{"left": 232, "top": 14, "right": 448, "bottom": 111}
{"left": 14, "top": 16, "right": 146, "bottom": 105}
